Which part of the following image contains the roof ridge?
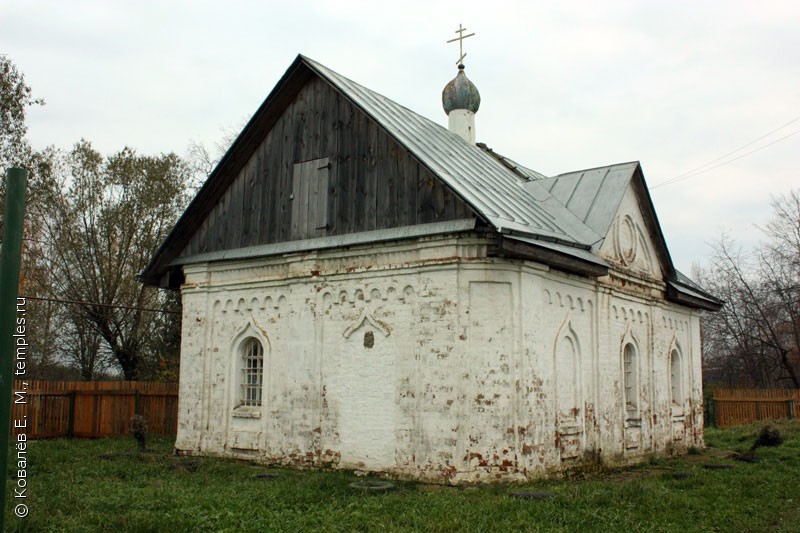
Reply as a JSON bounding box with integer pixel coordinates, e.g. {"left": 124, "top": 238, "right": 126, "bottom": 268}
{"left": 475, "top": 143, "right": 550, "bottom": 182}
{"left": 556, "top": 160, "right": 640, "bottom": 177}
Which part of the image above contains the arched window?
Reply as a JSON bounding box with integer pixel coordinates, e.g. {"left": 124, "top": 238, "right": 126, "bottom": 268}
{"left": 241, "top": 338, "right": 264, "bottom": 407}
{"left": 670, "top": 349, "right": 683, "bottom": 409}
{"left": 623, "top": 343, "right": 638, "bottom": 417}
{"left": 555, "top": 331, "right": 579, "bottom": 420}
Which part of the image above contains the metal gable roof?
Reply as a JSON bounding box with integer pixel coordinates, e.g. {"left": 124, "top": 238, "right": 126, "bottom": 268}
{"left": 302, "top": 56, "right": 601, "bottom": 247}
{"left": 530, "top": 162, "right": 639, "bottom": 239}
{"left": 142, "top": 54, "right": 718, "bottom": 310}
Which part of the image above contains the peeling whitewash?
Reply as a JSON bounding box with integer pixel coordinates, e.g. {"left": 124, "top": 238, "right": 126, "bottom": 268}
{"left": 175, "top": 233, "right": 703, "bottom": 484}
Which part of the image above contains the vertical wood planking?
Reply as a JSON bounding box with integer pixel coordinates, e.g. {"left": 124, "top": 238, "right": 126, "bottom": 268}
{"left": 713, "top": 389, "right": 800, "bottom": 427}
{"left": 312, "top": 158, "right": 329, "bottom": 237}
{"left": 253, "top": 146, "right": 266, "bottom": 245}
{"left": 290, "top": 157, "right": 330, "bottom": 240}
{"left": 241, "top": 160, "right": 255, "bottom": 247}
{"left": 11, "top": 381, "right": 179, "bottom": 439}
{"left": 386, "top": 130, "right": 398, "bottom": 228}
{"left": 201, "top": 202, "right": 214, "bottom": 254}
{"left": 375, "top": 129, "right": 396, "bottom": 229}
{"left": 319, "top": 84, "right": 340, "bottom": 235}
{"left": 298, "top": 162, "right": 311, "bottom": 238}
{"left": 184, "top": 228, "right": 195, "bottom": 257}
{"left": 352, "top": 106, "right": 367, "bottom": 233}
{"left": 395, "top": 145, "right": 409, "bottom": 226}
{"left": 403, "top": 153, "right": 418, "bottom": 226}
{"left": 196, "top": 216, "right": 208, "bottom": 254}
{"left": 293, "top": 87, "right": 309, "bottom": 163}
{"left": 277, "top": 98, "right": 296, "bottom": 243}
{"left": 364, "top": 118, "right": 378, "bottom": 231}
{"left": 248, "top": 153, "right": 263, "bottom": 247}
{"left": 223, "top": 169, "right": 243, "bottom": 249}
{"left": 339, "top": 100, "right": 356, "bottom": 234}
{"left": 264, "top": 115, "right": 282, "bottom": 243}
{"left": 307, "top": 163, "right": 319, "bottom": 238}
{"left": 318, "top": 78, "right": 332, "bottom": 160}
{"left": 215, "top": 183, "right": 229, "bottom": 251}
{"left": 417, "top": 164, "right": 435, "bottom": 223}
{"left": 175, "top": 75, "right": 478, "bottom": 257}
{"left": 432, "top": 171, "right": 446, "bottom": 221}
{"left": 307, "top": 77, "right": 322, "bottom": 161}
{"left": 290, "top": 162, "right": 302, "bottom": 240}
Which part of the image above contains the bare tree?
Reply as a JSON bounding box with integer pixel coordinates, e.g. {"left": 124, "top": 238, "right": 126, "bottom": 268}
{"left": 3, "top": 58, "right": 189, "bottom": 380}
{"left": 185, "top": 122, "right": 244, "bottom": 186}
{"left": 41, "top": 141, "right": 190, "bottom": 380}
{"left": 699, "top": 191, "right": 800, "bottom": 388}
{"left": 63, "top": 313, "right": 108, "bottom": 380}
{"left": 0, "top": 56, "right": 68, "bottom": 377}
{"left": 759, "top": 191, "right": 800, "bottom": 385}
{"left": 0, "top": 54, "right": 42, "bottom": 175}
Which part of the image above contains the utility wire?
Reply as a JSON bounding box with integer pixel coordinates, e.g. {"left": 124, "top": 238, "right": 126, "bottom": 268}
{"left": 19, "top": 294, "right": 180, "bottom": 315}
{"left": 651, "top": 115, "right": 800, "bottom": 189}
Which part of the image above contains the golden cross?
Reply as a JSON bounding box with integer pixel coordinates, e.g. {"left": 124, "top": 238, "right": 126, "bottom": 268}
{"left": 447, "top": 24, "right": 476, "bottom": 66}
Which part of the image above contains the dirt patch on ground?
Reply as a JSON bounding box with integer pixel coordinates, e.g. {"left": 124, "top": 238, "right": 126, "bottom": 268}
{"left": 684, "top": 447, "right": 730, "bottom": 465}
{"left": 588, "top": 448, "right": 735, "bottom": 483}
{"left": 602, "top": 466, "right": 674, "bottom": 483}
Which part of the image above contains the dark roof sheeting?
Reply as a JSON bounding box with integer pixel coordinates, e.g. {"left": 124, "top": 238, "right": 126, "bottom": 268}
{"left": 671, "top": 270, "right": 723, "bottom": 309}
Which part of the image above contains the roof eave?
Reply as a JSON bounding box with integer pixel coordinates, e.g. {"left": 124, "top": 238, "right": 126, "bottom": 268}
{"left": 499, "top": 235, "right": 609, "bottom": 277}
{"left": 666, "top": 282, "right": 723, "bottom": 312}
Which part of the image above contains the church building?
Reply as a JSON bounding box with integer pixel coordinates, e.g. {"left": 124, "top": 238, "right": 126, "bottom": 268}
{"left": 143, "top": 51, "right": 720, "bottom": 483}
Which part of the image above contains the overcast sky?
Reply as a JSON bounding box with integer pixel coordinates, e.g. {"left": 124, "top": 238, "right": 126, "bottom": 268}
{"left": 2, "top": 1, "right": 798, "bottom": 275}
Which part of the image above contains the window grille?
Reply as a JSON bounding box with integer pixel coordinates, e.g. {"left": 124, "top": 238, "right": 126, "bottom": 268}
{"left": 241, "top": 338, "right": 264, "bottom": 407}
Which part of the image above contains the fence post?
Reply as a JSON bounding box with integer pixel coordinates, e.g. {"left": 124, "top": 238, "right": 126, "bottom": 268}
{"left": 788, "top": 400, "right": 795, "bottom": 420}
{"left": 134, "top": 389, "right": 141, "bottom": 416}
{"left": 67, "top": 391, "right": 76, "bottom": 438}
{"left": 710, "top": 398, "right": 716, "bottom": 427}
{"left": 0, "top": 168, "right": 28, "bottom": 531}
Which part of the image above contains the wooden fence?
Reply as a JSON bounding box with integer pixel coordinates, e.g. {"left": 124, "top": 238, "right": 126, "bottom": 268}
{"left": 712, "top": 389, "right": 800, "bottom": 428}
{"left": 10, "top": 380, "right": 179, "bottom": 439}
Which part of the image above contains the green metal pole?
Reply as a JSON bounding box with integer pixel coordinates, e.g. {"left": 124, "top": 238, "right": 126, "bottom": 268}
{"left": 0, "top": 168, "right": 28, "bottom": 530}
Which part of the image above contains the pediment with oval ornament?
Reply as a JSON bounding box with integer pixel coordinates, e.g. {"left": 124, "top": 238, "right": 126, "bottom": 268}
{"left": 597, "top": 184, "right": 662, "bottom": 279}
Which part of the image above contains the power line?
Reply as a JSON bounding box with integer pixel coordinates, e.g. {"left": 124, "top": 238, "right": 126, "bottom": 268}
{"left": 652, "top": 128, "right": 800, "bottom": 189}
{"left": 662, "top": 115, "right": 800, "bottom": 182}
{"left": 19, "top": 294, "right": 180, "bottom": 315}
{"left": 651, "top": 115, "right": 800, "bottom": 189}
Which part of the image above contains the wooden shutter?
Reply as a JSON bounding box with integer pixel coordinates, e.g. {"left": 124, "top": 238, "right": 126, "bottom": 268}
{"left": 291, "top": 157, "right": 329, "bottom": 240}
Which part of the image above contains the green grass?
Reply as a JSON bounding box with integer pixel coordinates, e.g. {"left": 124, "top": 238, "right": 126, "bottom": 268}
{"left": 5, "top": 421, "right": 800, "bottom": 532}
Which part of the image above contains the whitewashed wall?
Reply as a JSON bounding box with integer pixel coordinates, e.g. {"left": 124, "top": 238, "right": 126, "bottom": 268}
{"left": 175, "top": 233, "right": 703, "bottom": 483}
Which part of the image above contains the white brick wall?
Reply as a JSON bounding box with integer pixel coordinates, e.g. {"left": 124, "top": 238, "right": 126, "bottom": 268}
{"left": 174, "top": 233, "right": 703, "bottom": 483}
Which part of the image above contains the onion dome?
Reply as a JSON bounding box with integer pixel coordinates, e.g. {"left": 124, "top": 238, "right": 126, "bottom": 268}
{"left": 442, "top": 65, "right": 481, "bottom": 114}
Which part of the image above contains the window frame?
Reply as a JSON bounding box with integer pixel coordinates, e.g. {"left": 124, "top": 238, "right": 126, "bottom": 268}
{"left": 670, "top": 348, "right": 684, "bottom": 415}
{"left": 239, "top": 337, "right": 264, "bottom": 410}
{"left": 623, "top": 343, "right": 639, "bottom": 419}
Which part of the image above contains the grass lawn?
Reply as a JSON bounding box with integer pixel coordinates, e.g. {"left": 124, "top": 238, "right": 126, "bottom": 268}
{"left": 4, "top": 421, "right": 800, "bottom": 532}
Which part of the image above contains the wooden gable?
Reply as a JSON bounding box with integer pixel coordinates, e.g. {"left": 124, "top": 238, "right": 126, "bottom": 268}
{"left": 178, "top": 75, "right": 476, "bottom": 260}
